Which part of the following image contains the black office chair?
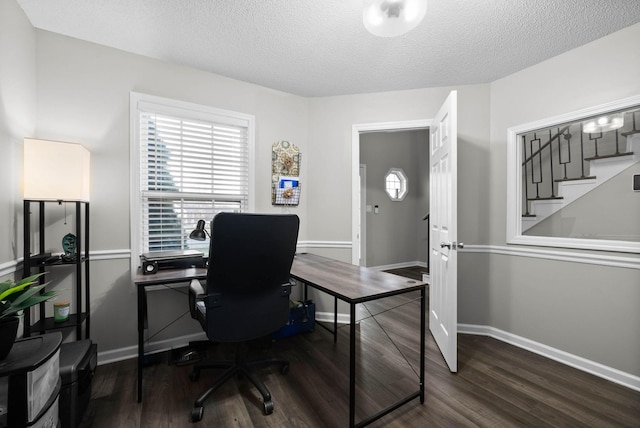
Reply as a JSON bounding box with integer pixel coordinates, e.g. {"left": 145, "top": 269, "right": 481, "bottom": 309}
{"left": 187, "top": 212, "right": 299, "bottom": 422}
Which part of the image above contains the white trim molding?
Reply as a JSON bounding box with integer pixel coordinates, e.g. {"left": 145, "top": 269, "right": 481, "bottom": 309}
{"left": 1, "top": 249, "right": 133, "bottom": 278}
{"left": 297, "top": 240, "right": 352, "bottom": 252}
{"left": 316, "top": 311, "right": 351, "bottom": 325}
{"left": 91, "top": 249, "right": 132, "bottom": 261}
{"left": 0, "top": 259, "right": 19, "bottom": 278}
{"left": 506, "top": 94, "right": 640, "bottom": 254}
{"left": 459, "top": 323, "right": 640, "bottom": 392}
{"left": 97, "top": 314, "right": 351, "bottom": 366}
{"left": 98, "top": 331, "right": 207, "bottom": 366}
{"left": 352, "top": 119, "right": 432, "bottom": 265}
{"left": 369, "top": 261, "right": 428, "bottom": 271}
{"left": 461, "top": 244, "right": 640, "bottom": 270}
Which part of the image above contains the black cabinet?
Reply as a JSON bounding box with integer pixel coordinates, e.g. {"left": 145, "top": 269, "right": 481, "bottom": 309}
{"left": 0, "top": 332, "right": 62, "bottom": 428}
{"left": 22, "top": 200, "right": 90, "bottom": 340}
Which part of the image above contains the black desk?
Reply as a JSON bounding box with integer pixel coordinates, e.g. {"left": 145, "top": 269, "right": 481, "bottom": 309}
{"left": 290, "top": 253, "right": 426, "bottom": 428}
{"left": 133, "top": 267, "right": 207, "bottom": 403}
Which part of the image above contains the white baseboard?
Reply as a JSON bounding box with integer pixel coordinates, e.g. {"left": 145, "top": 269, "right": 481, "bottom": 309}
{"left": 369, "top": 261, "right": 428, "bottom": 271}
{"left": 97, "top": 312, "right": 351, "bottom": 365}
{"left": 315, "top": 311, "right": 351, "bottom": 325}
{"left": 97, "top": 331, "right": 207, "bottom": 366}
{"left": 459, "top": 323, "right": 640, "bottom": 392}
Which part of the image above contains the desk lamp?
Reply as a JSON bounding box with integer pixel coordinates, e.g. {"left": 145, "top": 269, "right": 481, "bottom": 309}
{"left": 189, "top": 220, "right": 211, "bottom": 241}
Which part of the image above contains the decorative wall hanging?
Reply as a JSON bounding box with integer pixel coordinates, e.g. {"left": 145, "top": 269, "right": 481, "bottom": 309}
{"left": 272, "top": 141, "right": 301, "bottom": 206}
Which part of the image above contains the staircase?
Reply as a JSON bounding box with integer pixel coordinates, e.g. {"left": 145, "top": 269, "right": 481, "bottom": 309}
{"left": 521, "top": 111, "right": 640, "bottom": 232}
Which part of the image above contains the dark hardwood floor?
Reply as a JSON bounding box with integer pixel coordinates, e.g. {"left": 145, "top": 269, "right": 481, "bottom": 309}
{"left": 81, "top": 291, "right": 639, "bottom": 427}
{"left": 383, "top": 266, "right": 427, "bottom": 281}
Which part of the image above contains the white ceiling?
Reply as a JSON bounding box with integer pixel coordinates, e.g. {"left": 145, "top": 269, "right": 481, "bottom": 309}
{"left": 17, "top": 0, "right": 640, "bottom": 97}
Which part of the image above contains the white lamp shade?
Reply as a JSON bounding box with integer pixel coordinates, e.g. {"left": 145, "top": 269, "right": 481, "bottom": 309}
{"left": 24, "top": 138, "right": 90, "bottom": 201}
{"left": 363, "top": 0, "right": 427, "bottom": 37}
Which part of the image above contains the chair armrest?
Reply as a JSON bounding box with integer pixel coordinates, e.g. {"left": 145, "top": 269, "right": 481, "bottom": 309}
{"left": 188, "top": 279, "right": 206, "bottom": 319}
{"left": 189, "top": 278, "right": 205, "bottom": 296}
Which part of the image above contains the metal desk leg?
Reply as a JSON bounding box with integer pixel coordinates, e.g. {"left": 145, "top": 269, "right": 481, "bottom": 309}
{"left": 334, "top": 296, "right": 338, "bottom": 343}
{"left": 137, "top": 284, "right": 145, "bottom": 403}
{"left": 349, "top": 303, "right": 356, "bottom": 428}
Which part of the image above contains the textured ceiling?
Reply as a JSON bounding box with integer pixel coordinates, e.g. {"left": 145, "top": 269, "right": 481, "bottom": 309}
{"left": 16, "top": 0, "right": 640, "bottom": 97}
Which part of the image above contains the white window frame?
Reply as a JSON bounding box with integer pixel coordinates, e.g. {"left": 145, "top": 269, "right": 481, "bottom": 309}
{"left": 506, "top": 94, "right": 640, "bottom": 253}
{"left": 130, "top": 92, "right": 255, "bottom": 273}
{"left": 385, "top": 167, "right": 408, "bottom": 201}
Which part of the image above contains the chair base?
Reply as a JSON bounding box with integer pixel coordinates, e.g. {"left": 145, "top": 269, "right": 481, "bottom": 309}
{"left": 189, "top": 348, "right": 289, "bottom": 422}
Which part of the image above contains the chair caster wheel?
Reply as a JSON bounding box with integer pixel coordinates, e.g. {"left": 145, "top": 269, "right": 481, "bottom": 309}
{"left": 263, "top": 400, "right": 274, "bottom": 415}
{"left": 189, "top": 370, "right": 200, "bottom": 382}
{"left": 280, "top": 363, "right": 289, "bottom": 375}
{"left": 191, "top": 406, "right": 204, "bottom": 422}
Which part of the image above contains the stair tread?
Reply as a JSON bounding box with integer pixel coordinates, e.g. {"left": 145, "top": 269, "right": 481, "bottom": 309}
{"left": 584, "top": 152, "right": 633, "bottom": 161}
{"left": 527, "top": 196, "right": 563, "bottom": 201}
{"left": 621, "top": 130, "right": 640, "bottom": 137}
{"left": 554, "top": 176, "right": 596, "bottom": 182}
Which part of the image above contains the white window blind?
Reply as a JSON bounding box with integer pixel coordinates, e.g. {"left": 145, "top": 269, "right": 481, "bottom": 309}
{"left": 133, "top": 95, "right": 253, "bottom": 255}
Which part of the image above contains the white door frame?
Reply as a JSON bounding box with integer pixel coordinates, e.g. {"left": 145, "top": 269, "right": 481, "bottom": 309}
{"left": 351, "top": 120, "right": 432, "bottom": 266}
{"left": 359, "top": 164, "right": 367, "bottom": 266}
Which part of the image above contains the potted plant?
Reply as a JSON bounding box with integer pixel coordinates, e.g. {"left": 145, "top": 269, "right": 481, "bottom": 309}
{"left": 0, "top": 273, "right": 57, "bottom": 359}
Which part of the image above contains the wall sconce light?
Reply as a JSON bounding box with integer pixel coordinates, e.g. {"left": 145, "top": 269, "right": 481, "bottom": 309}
{"left": 189, "top": 219, "right": 211, "bottom": 241}
{"left": 23, "top": 138, "right": 91, "bottom": 201}
{"left": 363, "top": 0, "right": 427, "bottom": 37}
{"left": 582, "top": 113, "right": 625, "bottom": 133}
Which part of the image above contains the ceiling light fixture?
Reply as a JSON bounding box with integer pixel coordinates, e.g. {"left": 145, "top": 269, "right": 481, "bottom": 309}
{"left": 363, "top": 0, "right": 427, "bottom": 37}
{"left": 582, "top": 113, "right": 625, "bottom": 133}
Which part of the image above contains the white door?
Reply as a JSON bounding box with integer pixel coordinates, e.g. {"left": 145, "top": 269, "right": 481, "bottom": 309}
{"left": 429, "top": 91, "right": 459, "bottom": 372}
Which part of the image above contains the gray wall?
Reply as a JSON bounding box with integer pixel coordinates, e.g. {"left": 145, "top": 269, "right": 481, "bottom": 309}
{"left": 2, "top": 0, "right": 639, "bottom": 380}
{"left": 360, "top": 130, "right": 429, "bottom": 267}
{"left": 33, "top": 31, "right": 310, "bottom": 354}
{"left": 1, "top": 2, "right": 310, "bottom": 356}
{"left": 527, "top": 162, "right": 640, "bottom": 240}
{"left": 0, "top": 0, "right": 36, "bottom": 266}
{"left": 483, "top": 22, "right": 640, "bottom": 376}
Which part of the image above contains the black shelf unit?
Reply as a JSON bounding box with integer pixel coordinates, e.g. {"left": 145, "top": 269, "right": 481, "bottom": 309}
{"left": 22, "top": 200, "right": 90, "bottom": 340}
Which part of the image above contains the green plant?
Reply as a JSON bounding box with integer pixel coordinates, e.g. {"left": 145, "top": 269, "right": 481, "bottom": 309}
{"left": 0, "top": 273, "right": 56, "bottom": 319}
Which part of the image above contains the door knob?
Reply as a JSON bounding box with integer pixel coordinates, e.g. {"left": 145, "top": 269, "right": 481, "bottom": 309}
{"left": 441, "top": 241, "right": 464, "bottom": 249}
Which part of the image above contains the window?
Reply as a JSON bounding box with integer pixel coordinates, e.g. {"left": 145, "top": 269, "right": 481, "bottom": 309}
{"left": 130, "top": 93, "right": 254, "bottom": 266}
{"left": 385, "top": 168, "right": 408, "bottom": 201}
{"left": 506, "top": 95, "right": 640, "bottom": 253}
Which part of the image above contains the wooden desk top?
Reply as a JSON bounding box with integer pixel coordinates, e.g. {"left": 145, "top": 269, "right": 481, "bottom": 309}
{"left": 132, "top": 254, "right": 425, "bottom": 302}
{"left": 133, "top": 267, "right": 207, "bottom": 286}
{"left": 290, "top": 253, "right": 426, "bottom": 304}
